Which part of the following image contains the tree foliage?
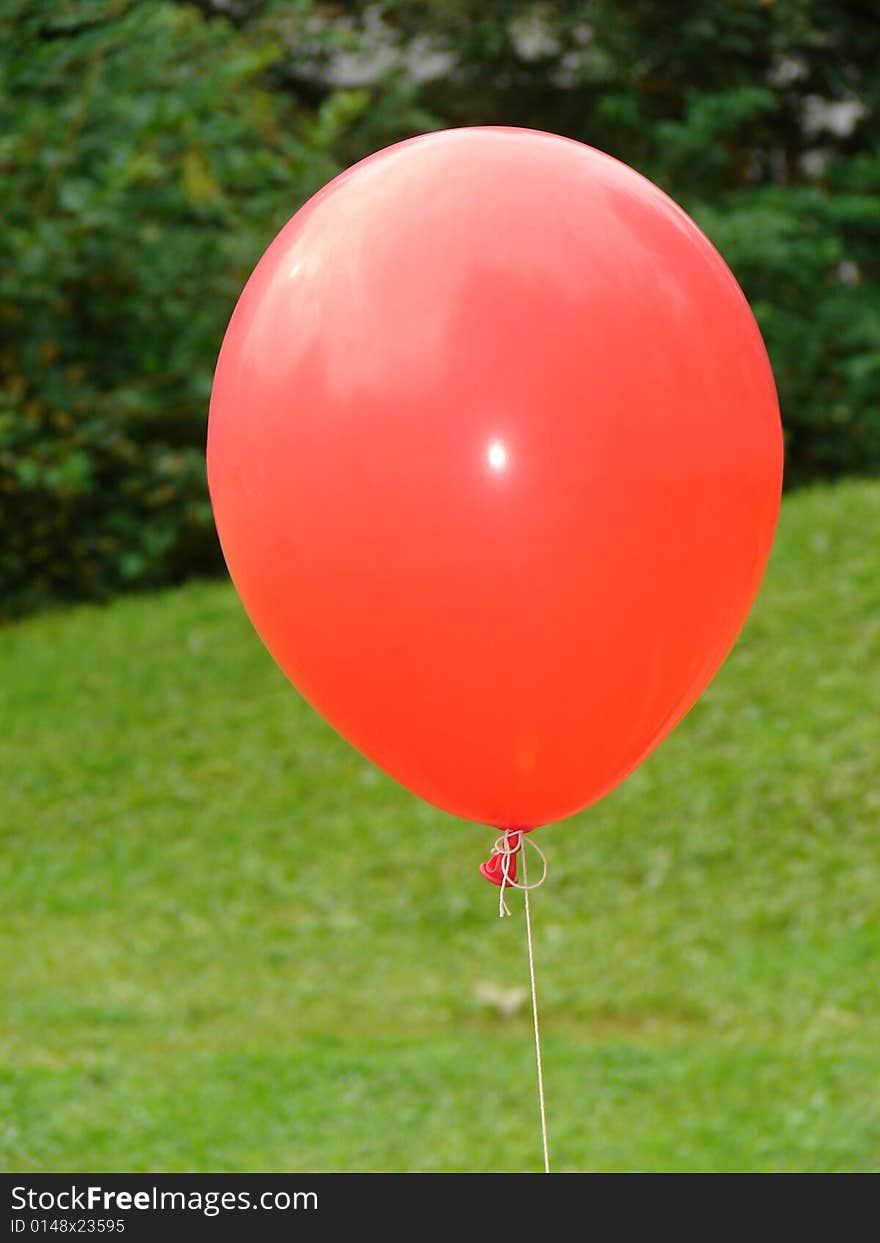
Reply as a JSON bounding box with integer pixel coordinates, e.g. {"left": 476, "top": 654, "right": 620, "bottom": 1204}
{"left": 0, "top": 0, "right": 347, "bottom": 615}
{"left": 264, "top": 0, "right": 880, "bottom": 482}
{"left": 2, "top": 0, "right": 878, "bottom": 616}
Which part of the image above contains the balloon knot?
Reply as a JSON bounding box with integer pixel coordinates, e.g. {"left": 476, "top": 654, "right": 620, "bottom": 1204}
{"left": 480, "top": 829, "right": 523, "bottom": 888}
{"left": 481, "top": 828, "right": 547, "bottom": 918}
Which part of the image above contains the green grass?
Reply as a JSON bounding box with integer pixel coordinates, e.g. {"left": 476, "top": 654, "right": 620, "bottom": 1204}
{"left": 2, "top": 478, "right": 879, "bottom": 1172}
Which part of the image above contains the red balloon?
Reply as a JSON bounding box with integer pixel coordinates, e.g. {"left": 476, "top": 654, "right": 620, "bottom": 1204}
{"left": 208, "top": 128, "right": 782, "bottom": 830}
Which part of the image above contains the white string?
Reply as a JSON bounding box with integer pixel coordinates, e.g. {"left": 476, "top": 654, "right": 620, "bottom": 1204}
{"left": 493, "top": 830, "right": 547, "bottom": 918}
{"left": 520, "top": 841, "right": 550, "bottom": 1174}
{"left": 498, "top": 833, "right": 514, "bottom": 917}
{"left": 489, "top": 829, "right": 550, "bottom": 1173}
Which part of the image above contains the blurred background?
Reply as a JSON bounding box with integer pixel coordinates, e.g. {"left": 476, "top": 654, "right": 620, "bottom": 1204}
{"left": 1, "top": 0, "right": 878, "bottom": 1171}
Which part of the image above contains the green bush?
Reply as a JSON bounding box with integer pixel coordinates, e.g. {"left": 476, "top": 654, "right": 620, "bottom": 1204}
{"left": 264, "top": 0, "right": 880, "bottom": 484}
{"left": 0, "top": 0, "right": 355, "bottom": 616}
{"left": 2, "top": 0, "right": 879, "bottom": 618}
{"left": 694, "top": 179, "right": 880, "bottom": 481}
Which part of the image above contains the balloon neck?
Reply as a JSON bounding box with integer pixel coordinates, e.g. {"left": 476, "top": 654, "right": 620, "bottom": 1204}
{"left": 479, "top": 829, "right": 523, "bottom": 887}
{"left": 480, "top": 827, "right": 547, "bottom": 919}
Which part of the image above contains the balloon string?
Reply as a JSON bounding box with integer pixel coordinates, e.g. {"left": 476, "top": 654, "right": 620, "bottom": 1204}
{"left": 520, "top": 841, "right": 550, "bottom": 1174}
{"left": 493, "top": 830, "right": 547, "bottom": 918}
{"left": 491, "top": 829, "right": 550, "bottom": 1173}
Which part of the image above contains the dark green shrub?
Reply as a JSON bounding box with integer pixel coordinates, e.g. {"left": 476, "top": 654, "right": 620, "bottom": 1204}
{"left": 0, "top": 0, "right": 355, "bottom": 616}
{"left": 265, "top": 0, "right": 880, "bottom": 485}
{"left": 3, "top": 0, "right": 879, "bottom": 618}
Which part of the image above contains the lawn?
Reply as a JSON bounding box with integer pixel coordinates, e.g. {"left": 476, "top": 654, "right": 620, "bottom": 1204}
{"left": 1, "top": 479, "right": 879, "bottom": 1172}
